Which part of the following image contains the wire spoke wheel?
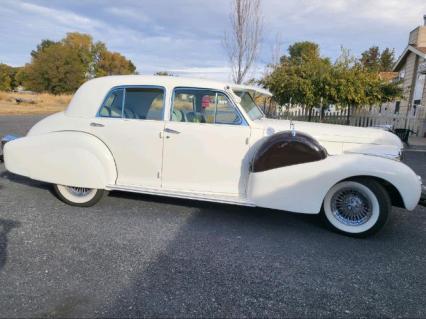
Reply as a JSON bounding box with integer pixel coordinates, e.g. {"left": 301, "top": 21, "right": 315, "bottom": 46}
{"left": 330, "top": 188, "right": 373, "bottom": 226}
{"left": 322, "top": 179, "right": 390, "bottom": 237}
{"left": 53, "top": 184, "right": 105, "bottom": 207}
{"left": 66, "top": 186, "right": 95, "bottom": 197}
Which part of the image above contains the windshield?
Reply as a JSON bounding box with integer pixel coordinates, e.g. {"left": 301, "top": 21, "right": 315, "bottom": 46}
{"left": 233, "top": 90, "right": 264, "bottom": 120}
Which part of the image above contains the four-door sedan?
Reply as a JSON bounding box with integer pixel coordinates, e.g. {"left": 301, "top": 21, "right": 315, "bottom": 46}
{"left": 1, "top": 75, "right": 424, "bottom": 237}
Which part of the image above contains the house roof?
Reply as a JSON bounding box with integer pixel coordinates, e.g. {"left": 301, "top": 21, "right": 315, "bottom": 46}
{"left": 393, "top": 45, "right": 426, "bottom": 71}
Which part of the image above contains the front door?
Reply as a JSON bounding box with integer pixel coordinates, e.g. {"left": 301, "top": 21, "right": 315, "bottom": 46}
{"left": 162, "top": 88, "right": 251, "bottom": 195}
{"left": 90, "top": 86, "right": 165, "bottom": 188}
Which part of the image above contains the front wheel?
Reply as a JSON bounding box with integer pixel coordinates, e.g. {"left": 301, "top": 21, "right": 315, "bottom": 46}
{"left": 53, "top": 184, "right": 105, "bottom": 207}
{"left": 322, "top": 178, "right": 391, "bottom": 237}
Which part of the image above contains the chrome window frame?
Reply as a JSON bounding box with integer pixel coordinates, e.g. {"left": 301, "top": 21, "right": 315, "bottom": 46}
{"left": 96, "top": 85, "right": 167, "bottom": 121}
{"left": 170, "top": 87, "right": 248, "bottom": 126}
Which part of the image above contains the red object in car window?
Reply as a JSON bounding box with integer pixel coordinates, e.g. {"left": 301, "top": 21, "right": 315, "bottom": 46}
{"left": 202, "top": 95, "right": 211, "bottom": 109}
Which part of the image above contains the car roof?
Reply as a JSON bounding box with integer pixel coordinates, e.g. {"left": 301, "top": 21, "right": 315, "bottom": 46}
{"left": 65, "top": 75, "right": 271, "bottom": 118}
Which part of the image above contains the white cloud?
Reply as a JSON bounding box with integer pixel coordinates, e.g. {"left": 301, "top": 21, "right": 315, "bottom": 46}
{"left": 1, "top": 0, "right": 426, "bottom": 81}
{"left": 105, "top": 7, "right": 152, "bottom": 23}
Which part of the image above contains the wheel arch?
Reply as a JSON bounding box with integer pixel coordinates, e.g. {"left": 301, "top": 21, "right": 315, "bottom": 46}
{"left": 340, "top": 175, "right": 405, "bottom": 209}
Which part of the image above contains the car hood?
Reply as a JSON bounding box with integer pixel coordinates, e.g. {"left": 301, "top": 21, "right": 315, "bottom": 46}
{"left": 252, "top": 118, "right": 403, "bottom": 154}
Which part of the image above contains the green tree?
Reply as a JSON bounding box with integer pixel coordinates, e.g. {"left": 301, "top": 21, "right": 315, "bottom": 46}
{"left": 262, "top": 41, "right": 334, "bottom": 119}
{"left": 0, "top": 64, "right": 12, "bottom": 91}
{"left": 360, "top": 46, "right": 381, "bottom": 72}
{"left": 31, "top": 39, "right": 59, "bottom": 59}
{"left": 380, "top": 48, "right": 396, "bottom": 71}
{"left": 22, "top": 43, "right": 86, "bottom": 94}
{"left": 261, "top": 44, "right": 402, "bottom": 122}
{"left": 21, "top": 32, "right": 137, "bottom": 94}
{"left": 286, "top": 41, "right": 321, "bottom": 63}
{"left": 95, "top": 50, "right": 136, "bottom": 77}
{"left": 0, "top": 64, "right": 21, "bottom": 91}
{"left": 360, "top": 46, "right": 396, "bottom": 72}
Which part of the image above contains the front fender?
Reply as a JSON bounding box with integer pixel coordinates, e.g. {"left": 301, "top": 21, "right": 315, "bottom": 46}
{"left": 4, "top": 131, "right": 117, "bottom": 189}
{"left": 248, "top": 154, "right": 421, "bottom": 214}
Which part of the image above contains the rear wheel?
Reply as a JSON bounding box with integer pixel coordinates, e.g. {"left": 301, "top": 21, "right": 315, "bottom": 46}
{"left": 53, "top": 184, "right": 105, "bottom": 207}
{"left": 322, "top": 178, "right": 391, "bottom": 237}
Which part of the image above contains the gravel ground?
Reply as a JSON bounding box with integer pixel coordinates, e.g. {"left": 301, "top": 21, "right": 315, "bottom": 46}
{"left": 0, "top": 115, "right": 425, "bottom": 318}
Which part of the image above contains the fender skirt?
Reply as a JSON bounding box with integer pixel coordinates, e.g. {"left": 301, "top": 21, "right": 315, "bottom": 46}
{"left": 251, "top": 131, "right": 327, "bottom": 173}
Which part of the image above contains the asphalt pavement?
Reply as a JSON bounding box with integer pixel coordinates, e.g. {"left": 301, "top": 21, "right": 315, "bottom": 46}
{"left": 0, "top": 115, "right": 425, "bottom": 318}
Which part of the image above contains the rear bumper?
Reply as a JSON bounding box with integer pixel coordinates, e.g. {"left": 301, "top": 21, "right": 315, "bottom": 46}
{"left": 0, "top": 135, "right": 19, "bottom": 162}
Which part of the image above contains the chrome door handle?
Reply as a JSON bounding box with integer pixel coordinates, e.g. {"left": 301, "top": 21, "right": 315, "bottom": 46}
{"left": 90, "top": 122, "right": 104, "bottom": 127}
{"left": 164, "top": 128, "right": 180, "bottom": 134}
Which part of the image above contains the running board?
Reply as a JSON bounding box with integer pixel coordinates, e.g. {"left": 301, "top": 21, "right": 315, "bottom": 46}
{"left": 106, "top": 185, "right": 256, "bottom": 207}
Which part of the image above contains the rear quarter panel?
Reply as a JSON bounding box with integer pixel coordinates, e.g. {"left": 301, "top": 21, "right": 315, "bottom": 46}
{"left": 4, "top": 131, "right": 117, "bottom": 189}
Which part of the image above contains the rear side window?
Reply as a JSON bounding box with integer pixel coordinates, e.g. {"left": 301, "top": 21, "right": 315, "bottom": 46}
{"left": 123, "top": 88, "right": 164, "bottom": 120}
{"left": 99, "top": 89, "right": 124, "bottom": 118}
{"left": 98, "top": 87, "right": 165, "bottom": 120}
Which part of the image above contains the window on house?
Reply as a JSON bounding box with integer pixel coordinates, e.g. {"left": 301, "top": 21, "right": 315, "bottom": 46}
{"left": 394, "top": 101, "right": 401, "bottom": 114}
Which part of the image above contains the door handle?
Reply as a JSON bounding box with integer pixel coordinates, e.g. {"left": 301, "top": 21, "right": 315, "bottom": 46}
{"left": 90, "top": 122, "right": 104, "bottom": 127}
{"left": 164, "top": 128, "right": 180, "bottom": 134}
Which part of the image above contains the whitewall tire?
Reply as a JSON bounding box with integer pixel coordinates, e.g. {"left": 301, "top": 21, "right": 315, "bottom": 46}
{"left": 53, "top": 185, "right": 105, "bottom": 207}
{"left": 322, "top": 179, "right": 391, "bottom": 237}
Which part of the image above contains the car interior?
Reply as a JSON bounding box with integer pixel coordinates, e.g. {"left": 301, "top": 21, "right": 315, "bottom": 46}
{"left": 99, "top": 88, "right": 164, "bottom": 120}
{"left": 172, "top": 90, "right": 240, "bottom": 124}
{"left": 99, "top": 87, "right": 240, "bottom": 125}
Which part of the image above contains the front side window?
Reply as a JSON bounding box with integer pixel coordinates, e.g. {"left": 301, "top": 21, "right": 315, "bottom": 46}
{"left": 98, "top": 87, "right": 164, "bottom": 120}
{"left": 172, "top": 88, "right": 242, "bottom": 125}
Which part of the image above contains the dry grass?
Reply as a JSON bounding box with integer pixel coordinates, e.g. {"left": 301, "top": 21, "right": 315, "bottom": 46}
{"left": 0, "top": 91, "right": 72, "bottom": 115}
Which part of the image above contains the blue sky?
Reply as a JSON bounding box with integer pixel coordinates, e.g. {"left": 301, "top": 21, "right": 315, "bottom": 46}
{"left": 1, "top": 0, "right": 425, "bottom": 81}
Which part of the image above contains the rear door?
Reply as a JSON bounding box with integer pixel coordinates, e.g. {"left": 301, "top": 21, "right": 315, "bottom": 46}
{"left": 90, "top": 86, "right": 165, "bottom": 188}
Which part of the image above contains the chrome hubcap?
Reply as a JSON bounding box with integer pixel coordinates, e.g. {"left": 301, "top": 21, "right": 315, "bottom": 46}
{"left": 66, "top": 186, "right": 94, "bottom": 197}
{"left": 330, "top": 187, "right": 373, "bottom": 226}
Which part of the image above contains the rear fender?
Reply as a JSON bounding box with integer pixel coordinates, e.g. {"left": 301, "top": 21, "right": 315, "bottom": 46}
{"left": 4, "top": 131, "right": 117, "bottom": 189}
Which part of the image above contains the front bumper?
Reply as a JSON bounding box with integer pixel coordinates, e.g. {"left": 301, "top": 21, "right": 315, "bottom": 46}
{"left": 0, "top": 135, "right": 19, "bottom": 162}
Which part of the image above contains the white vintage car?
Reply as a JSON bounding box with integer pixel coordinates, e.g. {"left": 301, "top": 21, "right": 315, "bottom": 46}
{"left": 1, "top": 76, "right": 424, "bottom": 237}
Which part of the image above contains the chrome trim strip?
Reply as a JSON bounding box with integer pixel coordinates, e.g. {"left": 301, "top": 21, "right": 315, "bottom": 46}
{"left": 106, "top": 184, "right": 255, "bottom": 207}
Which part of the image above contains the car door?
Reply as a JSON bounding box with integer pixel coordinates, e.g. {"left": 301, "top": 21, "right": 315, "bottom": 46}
{"left": 161, "top": 88, "right": 251, "bottom": 196}
{"left": 90, "top": 86, "right": 165, "bottom": 188}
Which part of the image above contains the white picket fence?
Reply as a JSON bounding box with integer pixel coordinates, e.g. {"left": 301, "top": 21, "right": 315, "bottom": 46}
{"left": 274, "top": 107, "right": 426, "bottom": 137}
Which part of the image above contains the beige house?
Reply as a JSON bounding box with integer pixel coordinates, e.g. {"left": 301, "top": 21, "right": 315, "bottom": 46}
{"left": 393, "top": 16, "right": 426, "bottom": 117}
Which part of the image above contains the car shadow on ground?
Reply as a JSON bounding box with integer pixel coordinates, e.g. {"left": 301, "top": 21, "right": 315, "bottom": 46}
{"left": 108, "top": 189, "right": 326, "bottom": 231}
{"left": 0, "top": 219, "right": 21, "bottom": 271}
{"left": 0, "top": 171, "right": 54, "bottom": 194}
{"left": 102, "top": 191, "right": 410, "bottom": 317}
